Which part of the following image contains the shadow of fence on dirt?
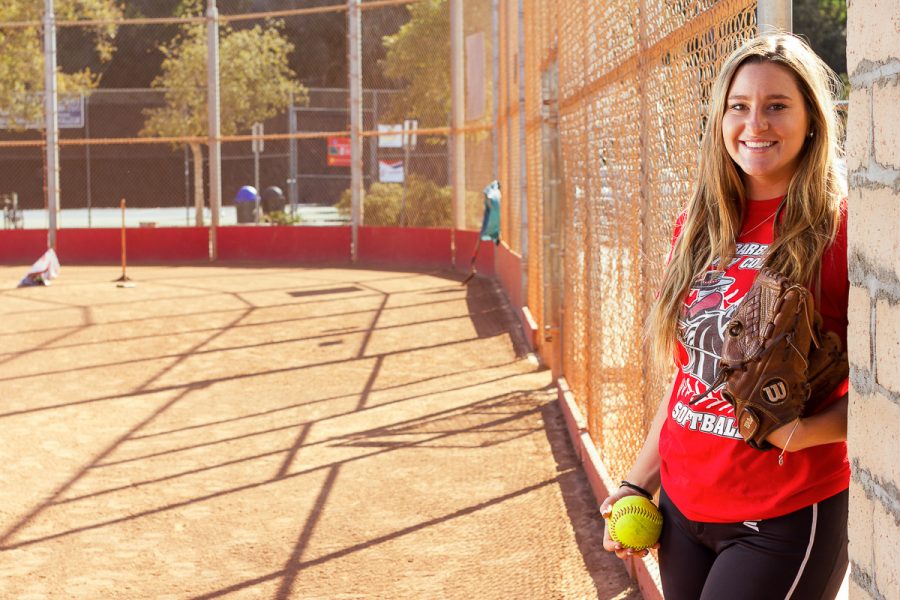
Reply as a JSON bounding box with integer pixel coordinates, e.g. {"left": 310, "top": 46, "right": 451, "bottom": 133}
{"left": 1, "top": 268, "right": 554, "bottom": 599}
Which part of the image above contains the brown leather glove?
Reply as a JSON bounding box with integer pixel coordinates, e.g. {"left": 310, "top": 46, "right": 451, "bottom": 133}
{"left": 714, "top": 268, "right": 817, "bottom": 450}
{"left": 804, "top": 316, "right": 849, "bottom": 415}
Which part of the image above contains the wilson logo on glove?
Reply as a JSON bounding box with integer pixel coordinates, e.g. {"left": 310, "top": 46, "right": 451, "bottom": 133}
{"left": 761, "top": 379, "right": 788, "bottom": 404}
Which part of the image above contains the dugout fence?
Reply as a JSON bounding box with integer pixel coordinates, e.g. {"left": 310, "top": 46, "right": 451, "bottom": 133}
{"left": 513, "top": 0, "right": 758, "bottom": 483}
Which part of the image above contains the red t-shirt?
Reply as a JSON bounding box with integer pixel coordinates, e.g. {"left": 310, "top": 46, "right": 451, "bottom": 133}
{"left": 658, "top": 196, "right": 849, "bottom": 522}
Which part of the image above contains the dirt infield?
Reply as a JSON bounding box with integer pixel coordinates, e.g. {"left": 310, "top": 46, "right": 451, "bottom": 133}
{"left": 0, "top": 265, "right": 640, "bottom": 600}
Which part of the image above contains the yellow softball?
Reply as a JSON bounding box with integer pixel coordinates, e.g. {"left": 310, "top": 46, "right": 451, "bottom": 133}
{"left": 609, "top": 495, "right": 663, "bottom": 551}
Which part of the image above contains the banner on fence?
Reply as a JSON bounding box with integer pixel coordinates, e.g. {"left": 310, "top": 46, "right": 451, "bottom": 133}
{"left": 327, "top": 136, "right": 351, "bottom": 167}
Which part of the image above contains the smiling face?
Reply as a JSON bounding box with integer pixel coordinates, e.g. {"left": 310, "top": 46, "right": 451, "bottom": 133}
{"left": 722, "top": 61, "right": 811, "bottom": 200}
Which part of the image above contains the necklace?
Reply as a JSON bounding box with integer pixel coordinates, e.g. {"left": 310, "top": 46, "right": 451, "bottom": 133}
{"left": 740, "top": 210, "right": 777, "bottom": 238}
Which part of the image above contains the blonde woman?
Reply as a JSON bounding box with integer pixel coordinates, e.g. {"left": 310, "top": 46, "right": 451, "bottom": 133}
{"left": 600, "top": 34, "right": 849, "bottom": 599}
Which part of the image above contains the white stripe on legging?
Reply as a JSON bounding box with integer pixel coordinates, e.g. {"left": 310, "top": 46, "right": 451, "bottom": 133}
{"left": 784, "top": 503, "right": 818, "bottom": 600}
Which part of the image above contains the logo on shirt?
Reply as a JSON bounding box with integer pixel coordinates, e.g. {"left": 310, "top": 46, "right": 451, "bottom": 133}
{"left": 712, "top": 242, "right": 769, "bottom": 271}
{"left": 671, "top": 401, "right": 743, "bottom": 440}
{"left": 679, "top": 270, "right": 740, "bottom": 389}
{"left": 677, "top": 242, "right": 771, "bottom": 410}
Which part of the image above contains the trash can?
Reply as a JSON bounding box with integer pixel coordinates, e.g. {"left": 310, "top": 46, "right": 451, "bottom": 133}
{"left": 261, "top": 186, "right": 286, "bottom": 216}
{"left": 234, "top": 185, "right": 258, "bottom": 224}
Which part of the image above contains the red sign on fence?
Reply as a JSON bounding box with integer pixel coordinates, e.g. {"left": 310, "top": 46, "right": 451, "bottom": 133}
{"left": 327, "top": 136, "right": 351, "bottom": 167}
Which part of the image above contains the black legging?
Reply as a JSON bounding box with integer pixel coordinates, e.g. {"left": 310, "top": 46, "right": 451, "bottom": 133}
{"left": 658, "top": 487, "right": 848, "bottom": 600}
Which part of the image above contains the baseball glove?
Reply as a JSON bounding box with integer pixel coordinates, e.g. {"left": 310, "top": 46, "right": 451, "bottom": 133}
{"left": 805, "top": 315, "right": 849, "bottom": 415}
{"left": 691, "top": 268, "right": 817, "bottom": 450}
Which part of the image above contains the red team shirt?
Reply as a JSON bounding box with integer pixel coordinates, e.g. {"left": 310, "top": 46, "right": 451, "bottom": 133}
{"left": 659, "top": 196, "right": 850, "bottom": 523}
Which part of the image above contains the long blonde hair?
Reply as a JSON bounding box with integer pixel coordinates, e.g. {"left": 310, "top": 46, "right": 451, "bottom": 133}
{"left": 647, "top": 33, "right": 846, "bottom": 371}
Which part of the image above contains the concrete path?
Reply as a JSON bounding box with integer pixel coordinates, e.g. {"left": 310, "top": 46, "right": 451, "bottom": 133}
{"left": 0, "top": 265, "right": 640, "bottom": 600}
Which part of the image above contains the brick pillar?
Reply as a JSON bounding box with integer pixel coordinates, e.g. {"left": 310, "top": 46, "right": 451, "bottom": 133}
{"left": 845, "top": 3, "right": 900, "bottom": 599}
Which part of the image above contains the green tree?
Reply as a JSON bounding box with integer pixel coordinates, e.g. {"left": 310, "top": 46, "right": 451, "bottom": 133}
{"left": 0, "top": 0, "right": 121, "bottom": 127}
{"left": 380, "top": 0, "right": 449, "bottom": 127}
{"left": 141, "top": 1, "right": 305, "bottom": 225}
{"left": 795, "top": 0, "right": 847, "bottom": 82}
{"left": 336, "top": 176, "right": 483, "bottom": 228}
{"left": 242, "top": 0, "right": 408, "bottom": 89}
{"left": 90, "top": 0, "right": 185, "bottom": 88}
{"left": 379, "top": 0, "right": 492, "bottom": 128}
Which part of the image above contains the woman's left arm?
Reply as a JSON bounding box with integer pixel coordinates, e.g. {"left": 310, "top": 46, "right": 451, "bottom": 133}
{"left": 766, "top": 394, "right": 848, "bottom": 451}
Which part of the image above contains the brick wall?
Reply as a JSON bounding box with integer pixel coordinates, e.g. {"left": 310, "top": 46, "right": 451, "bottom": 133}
{"left": 845, "top": 3, "right": 900, "bottom": 599}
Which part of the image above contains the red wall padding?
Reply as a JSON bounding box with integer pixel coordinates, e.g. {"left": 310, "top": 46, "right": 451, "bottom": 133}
{"left": 453, "top": 230, "right": 496, "bottom": 277}
{"left": 494, "top": 243, "right": 529, "bottom": 339}
{"left": 359, "top": 227, "right": 452, "bottom": 267}
{"left": 217, "top": 226, "right": 351, "bottom": 262}
{"left": 1, "top": 228, "right": 501, "bottom": 275}
{"left": 60, "top": 228, "right": 209, "bottom": 263}
{"left": 0, "top": 230, "right": 47, "bottom": 263}
{"left": 57, "top": 229, "right": 121, "bottom": 262}
{"left": 0, "top": 228, "right": 209, "bottom": 264}
{"left": 495, "top": 243, "right": 523, "bottom": 309}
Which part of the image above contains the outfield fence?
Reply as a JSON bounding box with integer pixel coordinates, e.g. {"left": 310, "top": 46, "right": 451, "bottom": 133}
{"left": 0, "top": 0, "right": 488, "bottom": 232}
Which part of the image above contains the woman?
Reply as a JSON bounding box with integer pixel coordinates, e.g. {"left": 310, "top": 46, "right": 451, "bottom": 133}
{"left": 600, "top": 33, "right": 849, "bottom": 599}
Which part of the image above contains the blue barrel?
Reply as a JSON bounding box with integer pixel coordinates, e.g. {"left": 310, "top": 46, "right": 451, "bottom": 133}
{"left": 234, "top": 186, "right": 259, "bottom": 223}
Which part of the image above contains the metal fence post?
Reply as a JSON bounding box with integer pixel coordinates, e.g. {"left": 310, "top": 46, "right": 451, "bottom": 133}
{"left": 541, "top": 62, "right": 565, "bottom": 378}
{"left": 369, "top": 92, "right": 379, "bottom": 186}
{"left": 491, "top": 0, "right": 500, "bottom": 181}
{"left": 347, "top": 0, "right": 364, "bottom": 262}
{"left": 450, "top": 0, "right": 465, "bottom": 264}
{"left": 348, "top": 0, "right": 363, "bottom": 262}
{"left": 207, "top": 0, "right": 222, "bottom": 260}
{"left": 184, "top": 144, "right": 191, "bottom": 225}
{"left": 288, "top": 90, "right": 298, "bottom": 215}
{"left": 757, "top": 0, "right": 792, "bottom": 32}
{"left": 43, "top": 0, "right": 60, "bottom": 249}
{"left": 517, "top": 0, "right": 527, "bottom": 292}
{"left": 85, "top": 94, "right": 92, "bottom": 227}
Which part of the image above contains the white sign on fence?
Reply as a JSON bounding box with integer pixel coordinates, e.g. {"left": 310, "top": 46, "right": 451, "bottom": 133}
{"left": 251, "top": 122, "right": 264, "bottom": 153}
{"left": 379, "top": 159, "right": 404, "bottom": 183}
{"left": 0, "top": 93, "right": 84, "bottom": 129}
{"left": 58, "top": 95, "right": 85, "bottom": 128}
{"left": 378, "top": 124, "right": 403, "bottom": 148}
{"left": 403, "top": 119, "right": 418, "bottom": 149}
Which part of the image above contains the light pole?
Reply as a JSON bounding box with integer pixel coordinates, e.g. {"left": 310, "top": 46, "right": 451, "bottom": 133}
{"left": 757, "top": 0, "right": 792, "bottom": 32}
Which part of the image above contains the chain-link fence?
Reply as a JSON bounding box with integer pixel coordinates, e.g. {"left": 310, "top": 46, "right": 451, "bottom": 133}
{"left": 357, "top": 1, "right": 453, "bottom": 228}
{"left": 462, "top": 0, "right": 496, "bottom": 231}
{"left": 516, "top": 0, "right": 759, "bottom": 478}
{"left": 0, "top": 0, "right": 466, "bottom": 230}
